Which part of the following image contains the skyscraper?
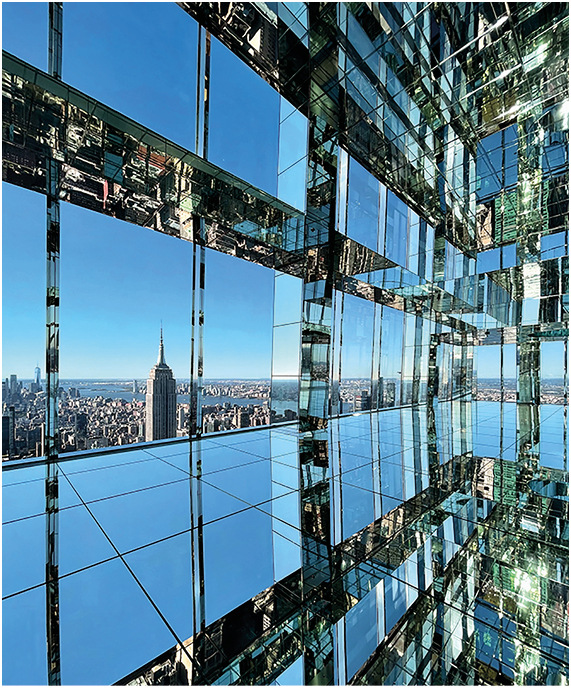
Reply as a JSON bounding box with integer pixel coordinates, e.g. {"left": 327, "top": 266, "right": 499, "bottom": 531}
{"left": 34, "top": 365, "right": 41, "bottom": 391}
{"left": 145, "top": 329, "right": 176, "bottom": 441}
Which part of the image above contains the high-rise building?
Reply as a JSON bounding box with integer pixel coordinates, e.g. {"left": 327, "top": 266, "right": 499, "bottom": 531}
{"left": 145, "top": 330, "right": 176, "bottom": 441}
{"left": 9, "top": 374, "right": 18, "bottom": 399}
{"left": 355, "top": 389, "right": 371, "bottom": 412}
{"left": 177, "top": 406, "right": 186, "bottom": 431}
{"left": 34, "top": 365, "right": 42, "bottom": 392}
{"left": 2, "top": 407, "right": 16, "bottom": 459}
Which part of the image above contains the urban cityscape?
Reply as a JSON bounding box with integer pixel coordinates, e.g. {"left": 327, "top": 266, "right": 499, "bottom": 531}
{"left": 3, "top": 360, "right": 565, "bottom": 459}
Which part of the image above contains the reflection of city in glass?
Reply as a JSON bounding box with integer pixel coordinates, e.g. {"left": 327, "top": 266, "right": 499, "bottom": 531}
{"left": 1, "top": 2, "right": 568, "bottom": 687}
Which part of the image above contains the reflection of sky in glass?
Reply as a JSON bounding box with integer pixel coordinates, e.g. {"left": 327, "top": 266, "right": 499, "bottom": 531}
{"left": 209, "top": 36, "right": 280, "bottom": 196}
{"left": 2, "top": 585, "right": 48, "bottom": 685}
{"left": 2, "top": 1, "right": 47, "bottom": 70}
{"left": 60, "top": 203, "right": 193, "bottom": 379}
{"left": 380, "top": 306, "right": 403, "bottom": 379}
{"left": 203, "top": 507, "right": 274, "bottom": 624}
{"left": 2, "top": 184, "right": 45, "bottom": 378}
{"left": 63, "top": 3, "right": 198, "bottom": 150}
{"left": 541, "top": 340, "right": 565, "bottom": 379}
{"left": 340, "top": 293, "right": 374, "bottom": 379}
{"left": 59, "top": 558, "right": 177, "bottom": 684}
{"left": 204, "top": 248, "right": 274, "bottom": 379}
{"left": 347, "top": 157, "right": 379, "bottom": 251}
{"left": 278, "top": 99, "right": 308, "bottom": 211}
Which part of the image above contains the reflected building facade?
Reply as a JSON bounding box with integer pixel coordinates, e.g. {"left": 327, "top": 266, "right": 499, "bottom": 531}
{"left": 1, "top": 2, "right": 569, "bottom": 686}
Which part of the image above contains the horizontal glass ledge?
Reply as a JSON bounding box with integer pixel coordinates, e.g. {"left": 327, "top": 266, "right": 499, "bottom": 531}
{"left": 2, "top": 51, "right": 305, "bottom": 255}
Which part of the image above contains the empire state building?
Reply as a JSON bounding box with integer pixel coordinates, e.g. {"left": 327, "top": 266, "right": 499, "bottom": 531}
{"left": 145, "top": 330, "right": 176, "bottom": 441}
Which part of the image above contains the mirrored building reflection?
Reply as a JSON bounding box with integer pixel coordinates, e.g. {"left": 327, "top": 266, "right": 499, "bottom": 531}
{"left": 1, "top": 2, "right": 568, "bottom": 686}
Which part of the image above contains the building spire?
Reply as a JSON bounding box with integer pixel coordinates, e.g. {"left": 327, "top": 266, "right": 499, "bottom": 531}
{"left": 158, "top": 326, "right": 166, "bottom": 365}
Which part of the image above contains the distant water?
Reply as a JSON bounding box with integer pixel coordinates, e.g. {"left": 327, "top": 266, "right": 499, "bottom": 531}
{"left": 203, "top": 396, "right": 296, "bottom": 414}
{"left": 57, "top": 381, "right": 296, "bottom": 413}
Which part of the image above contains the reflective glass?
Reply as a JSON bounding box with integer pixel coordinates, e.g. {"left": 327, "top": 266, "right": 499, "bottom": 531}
{"left": 60, "top": 204, "right": 193, "bottom": 453}
{"left": 59, "top": 558, "right": 177, "bottom": 684}
{"left": 347, "top": 157, "right": 380, "bottom": 251}
{"left": 2, "top": 514, "right": 44, "bottom": 596}
{"left": 64, "top": 3, "right": 197, "bottom": 149}
{"left": 203, "top": 507, "right": 273, "bottom": 624}
{"left": 385, "top": 191, "right": 409, "bottom": 268}
{"left": 345, "top": 589, "right": 378, "bottom": 679}
{"left": 203, "top": 460, "right": 272, "bottom": 506}
{"left": 278, "top": 99, "right": 308, "bottom": 210}
{"left": 2, "top": 585, "right": 48, "bottom": 685}
{"left": 2, "top": 2, "right": 47, "bottom": 71}
{"left": 86, "top": 480, "right": 192, "bottom": 553}
{"left": 62, "top": 457, "right": 187, "bottom": 502}
{"left": 59, "top": 505, "right": 117, "bottom": 576}
{"left": 209, "top": 37, "right": 280, "bottom": 194}
{"left": 2, "top": 185, "right": 46, "bottom": 460}
{"left": 124, "top": 531, "right": 194, "bottom": 642}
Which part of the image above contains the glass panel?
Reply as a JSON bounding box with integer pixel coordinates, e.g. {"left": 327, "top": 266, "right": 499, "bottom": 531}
{"left": 541, "top": 231, "right": 566, "bottom": 260}
{"left": 345, "top": 590, "right": 378, "bottom": 679}
{"left": 209, "top": 36, "right": 280, "bottom": 194}
{"left": 2, "top": 585, "right": 48, "bottom": 685}
{"left": 2, "top": 2, "right": 47, "bottom": 71}
{"left": 2, "top": 184, "right": 46, "bottom": 459}
{"left": 385, "top": 190, "right": 408, "bottom": 268}
{"left": 347, "top": 157, "right": 380, "bottom": 251}
{"left": 64, "top": 2, "right": 197, "bottom": 150}
{"left": 203, "top": 249, "right": 274, "bottom": 432}
{"left": 278, "top": 99, "right": 308, "bottom": 211}
{"left": 59, "top": 558, "right": 177, "bottom": 684}
{"left": 380, "top": 306, "right": 403, "bottom": 408}
{"left": 339, "top": 294, "right": 374, "bottom": 412}
{"left": 124, "top": 531, "right": 194, "bottom": 642}
{"left": 274, "top": 272, "right": 303, "bottom": 326}
{"left": 2, "top": 514, "right": 45, "bottom": 596}
{"left": 86, "top": 480, "right": 192, "bottom": 553}
{"left": 60, "top": 204, "right": 193, "bottom": 452}
{"left": 203, "top": 507, "right": 274, "bottom": 624}
{"left": 272, "top": 324, "right": 301, "bottom": 377}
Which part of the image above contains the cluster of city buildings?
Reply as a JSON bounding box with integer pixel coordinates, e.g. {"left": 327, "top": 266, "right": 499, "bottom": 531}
{"left": 2, "top": 334, "right": 301, "bottom": 459}
{"left": 203, "top": 381, "right": 270, "bottom": 400}
{"left": 201, "top": 401, "right": 296, "bottom": 434}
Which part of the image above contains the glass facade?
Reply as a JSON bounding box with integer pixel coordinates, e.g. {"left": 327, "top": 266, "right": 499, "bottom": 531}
{"left": 2, "top": 2, "right": 568, "bottom": 685}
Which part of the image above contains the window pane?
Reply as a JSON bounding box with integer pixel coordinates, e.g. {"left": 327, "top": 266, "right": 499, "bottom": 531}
{"left": 385, "top": 190, "right": 408, "bottom": 268}
{"left": 340, "top": 294, "right": 374, "bottom": 412}
{"left": 64, "top": 3, "right": 197, "bottom": 150}
{"left": 347, "top": 157, "right": 380, "bottom": 251}
{"left": 202, "top": 249, "right": 274, "bottom": 432}
{"left": 209, "top": 37, "right": 280, "bottom": 195}
{"left": 2, "top": 2, "right": 47, "bottom": 71}
{"left": 59, "top": 204, "right": 192, "bottom": 452}
{"left": 2, "top": 184, "right": 46, "bottom": 459}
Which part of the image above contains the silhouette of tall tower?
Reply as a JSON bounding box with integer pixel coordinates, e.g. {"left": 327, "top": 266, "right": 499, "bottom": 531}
{"left": 145, "top": 329, "right": 176, "bottom": 441}
{"left": 31, "top": 365, "right": 42, "bottom": 393}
